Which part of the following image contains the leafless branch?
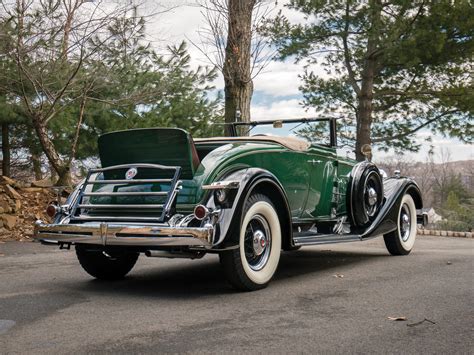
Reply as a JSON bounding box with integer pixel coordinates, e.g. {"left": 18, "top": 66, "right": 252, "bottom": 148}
{"left": 194, "top": 0, "right": 276, "bottom": 80}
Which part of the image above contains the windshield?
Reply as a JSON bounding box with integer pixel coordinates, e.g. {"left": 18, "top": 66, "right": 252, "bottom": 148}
{"left": 234, "top": 120, "right": 332, "bottom": 146}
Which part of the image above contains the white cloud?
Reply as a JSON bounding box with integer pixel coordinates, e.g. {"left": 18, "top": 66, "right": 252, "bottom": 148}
{"left": 376, "top": 131, "right": 473, "bottom": 163}
{"left": 144, "top": 1, "right": 471, "bottom": 163}
{"left": 251, "top": 99, "right": 321, "bottom": 120}
{"left": 253, "top": 60, "right": 327, "bottom": 97}
{"left": 254, "top": 61, "right": 303, "bottom": 97}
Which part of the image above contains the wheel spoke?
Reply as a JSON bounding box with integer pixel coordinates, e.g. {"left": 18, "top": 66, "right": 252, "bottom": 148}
{"left": 243, "top": 214, "right": 272, "bottom": 271}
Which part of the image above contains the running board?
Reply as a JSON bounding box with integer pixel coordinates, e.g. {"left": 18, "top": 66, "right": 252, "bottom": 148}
{"left": 293, "top": 231, "right": 361, "bottom": 246}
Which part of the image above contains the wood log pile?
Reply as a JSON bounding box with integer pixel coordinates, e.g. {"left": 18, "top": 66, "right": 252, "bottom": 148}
{"left": 0, "top": 176, "right": 60, "bottom": 241}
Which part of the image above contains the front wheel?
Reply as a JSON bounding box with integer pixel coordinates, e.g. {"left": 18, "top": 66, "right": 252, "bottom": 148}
{"left": 220, "top": 193, "right": 282, "bottom": 291}
{"left": 383, "top": 194, "right": 417, "bottom": 255}
{"left": 76, "top": 245, "right": 139, "bottom": 280}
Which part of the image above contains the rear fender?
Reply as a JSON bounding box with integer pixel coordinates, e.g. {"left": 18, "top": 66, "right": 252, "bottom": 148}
{"left": 203, "top": 168, "right": 292, "bottom": 248}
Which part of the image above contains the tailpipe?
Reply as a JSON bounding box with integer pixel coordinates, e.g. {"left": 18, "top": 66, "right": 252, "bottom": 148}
{"left": 144, "top": 250, "right": 204, "bottom": 259}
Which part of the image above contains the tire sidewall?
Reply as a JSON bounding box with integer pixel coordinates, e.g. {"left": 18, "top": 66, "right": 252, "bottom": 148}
{"left": 239, "top": 200, "right": 281, "bottom": 285}
{"left": 397, "top": 194, "right": 417, "bottom": 252}
{"left": 351, "top": 164, "right": 383, "bottom": 226}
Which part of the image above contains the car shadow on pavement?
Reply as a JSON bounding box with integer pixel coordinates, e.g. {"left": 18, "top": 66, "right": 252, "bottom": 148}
{"left": 68, "top": 247, "right": 388, "bottom": 298}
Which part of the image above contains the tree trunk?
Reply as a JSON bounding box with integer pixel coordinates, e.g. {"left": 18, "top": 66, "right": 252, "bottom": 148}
{"left": 355, "top": 61, "right": 375, "bottom": 161}
{"left": 31, "top": 152, "right": 42, "bottom": 180}
{"left": 31, "top": 115, "right": 71, "bottom": 186}
{"left": 223, "top": 0, "right": 256, "bottom": 136}
{"left": 25, "top": 125, "right": 44, "bottom": 180}
{"left": 56, "top": 167, "right": 72, "bottom": 186}
{"left": 49, "top": 163, "right": 57, "bottom": 183}
{"left": 224, "top": 82, "right": 254, "bottom": 135}
{"left": 355, "top": 0, "right": 381, "bottom": 161}
{"left": 1, "top": 123, "right": 11, "bottom": 177}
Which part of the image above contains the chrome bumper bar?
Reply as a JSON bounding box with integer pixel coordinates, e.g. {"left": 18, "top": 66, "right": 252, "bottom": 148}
{"left": 33, "top": 221, "right": 213, "bottom": 248}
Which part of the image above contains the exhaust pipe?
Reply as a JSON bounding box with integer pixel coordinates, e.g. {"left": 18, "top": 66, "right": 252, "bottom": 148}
{"left": 144, "top": 250, "right": 204, "bottom": 259}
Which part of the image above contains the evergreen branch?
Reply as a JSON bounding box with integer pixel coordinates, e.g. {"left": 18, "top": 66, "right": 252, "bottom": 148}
{"left": 372, "top": 110, "right": 459, "bottom": 143}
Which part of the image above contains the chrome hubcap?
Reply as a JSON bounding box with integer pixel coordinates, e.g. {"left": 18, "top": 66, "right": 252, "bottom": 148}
{"left": 367, "top": 187, "right": 377, "bottom": 206}
{"left": 365, "top": 184, "right": 379, "bottom": 217}
{"left": 400, "top": 204, "right": 411, "bottom": 242}
{"left": 244, "top": 214, "right": 271, "bottom": 271}
{"left": 252, "top": 230, "right": 267, "bottom": 256}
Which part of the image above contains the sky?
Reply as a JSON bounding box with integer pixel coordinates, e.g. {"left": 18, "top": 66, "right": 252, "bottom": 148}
{"left": 145, "top": 1, "right": 472, "bottom": 163}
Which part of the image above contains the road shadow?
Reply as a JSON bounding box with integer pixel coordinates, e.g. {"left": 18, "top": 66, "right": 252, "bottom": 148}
{"left": 67, "top": 247, "right": 388, "bottom": 299}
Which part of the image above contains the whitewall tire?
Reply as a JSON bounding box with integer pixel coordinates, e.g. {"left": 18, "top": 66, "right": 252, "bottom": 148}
{"left": 220, "top": 193, "right": 281, "bottom": 291}
{"left": 383, "top": 194, "right": 417, "bottom": 255}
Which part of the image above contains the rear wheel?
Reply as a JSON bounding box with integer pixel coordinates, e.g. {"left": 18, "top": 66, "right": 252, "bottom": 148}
{"left": 220, "top": 193, "right": 281, "bottom": 291}
{"left": 383, "top": 194, "right": 417, "bottom": 255}
{"left": 76, "top": 245, "right": 139, "bottom": 280}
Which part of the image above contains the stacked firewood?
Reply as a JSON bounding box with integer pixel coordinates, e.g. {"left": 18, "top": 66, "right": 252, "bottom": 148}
{"left": 0, "top": 176, "right": 60, "bottom": 241}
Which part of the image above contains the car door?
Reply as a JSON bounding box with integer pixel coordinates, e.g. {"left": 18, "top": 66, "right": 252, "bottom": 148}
{"left": 301, "top": 145, "right": 338, "bottom": 220}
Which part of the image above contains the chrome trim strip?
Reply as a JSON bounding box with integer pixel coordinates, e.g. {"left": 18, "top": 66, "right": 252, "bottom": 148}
{"left": 87, "top": 179, "right": 172, "bottom": 184}
{"left": 72, "top": 216, "right": 169, "bottom": 222}
{"left": 202, "top": 180, "right": 240, "bottom": 190}
{"left": 78, "top": 204, "right": 164, "bottom": 209}
{"left": 34, "top": 221, "right": 213, "bottom": 247}
{"left": 89, "top": 163, "right": 179, "bottom": 173}
{"left": 82, "top": 191, "right": 168, "bottom": 196}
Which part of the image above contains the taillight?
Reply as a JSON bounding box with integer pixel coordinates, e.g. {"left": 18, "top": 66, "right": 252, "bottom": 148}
{"left": 46, "top": 204, "right": 60, "bottom": 218}
{"left": 193, "top": 205, "right": 209, "bottom": 220}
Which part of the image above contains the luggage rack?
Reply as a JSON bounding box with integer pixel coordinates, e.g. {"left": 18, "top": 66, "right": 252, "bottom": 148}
{"left": 69, "top": 163, "right": 182, "bottom": 223}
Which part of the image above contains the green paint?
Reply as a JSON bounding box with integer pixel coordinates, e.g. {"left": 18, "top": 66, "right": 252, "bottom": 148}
{"left": 95, "top": 128, "right": 357, "bottom": 222}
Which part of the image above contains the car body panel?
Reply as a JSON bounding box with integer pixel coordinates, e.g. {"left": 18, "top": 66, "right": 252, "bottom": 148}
{"left": 33, "top": 124, "right": 424, "bottom": 253}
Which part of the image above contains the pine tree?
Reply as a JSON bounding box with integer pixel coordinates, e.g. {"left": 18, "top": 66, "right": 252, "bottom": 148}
{"left": 263, "top": 0, "right": 473, "bottom": 160}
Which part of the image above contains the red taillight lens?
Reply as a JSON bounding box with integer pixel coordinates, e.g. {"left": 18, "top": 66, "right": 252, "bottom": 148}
{"left": 46, "top": 204, "right": 58, "bottom": 218}
{"left": 193, "top": 205, "right": 209, "bottom": 220}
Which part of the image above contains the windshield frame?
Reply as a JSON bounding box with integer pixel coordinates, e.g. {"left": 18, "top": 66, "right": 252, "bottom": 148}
{"left": 229, "top": 117, "right": 337, "bottom": 148}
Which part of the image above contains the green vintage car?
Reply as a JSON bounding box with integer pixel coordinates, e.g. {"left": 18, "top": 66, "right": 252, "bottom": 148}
{"left": 34, "top": 118, "right": 425, "bottom": 290}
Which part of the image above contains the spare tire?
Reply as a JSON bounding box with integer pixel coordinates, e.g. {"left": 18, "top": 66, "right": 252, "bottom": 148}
{"left": 348, "top": 161, "right": 383, "bottom": 227}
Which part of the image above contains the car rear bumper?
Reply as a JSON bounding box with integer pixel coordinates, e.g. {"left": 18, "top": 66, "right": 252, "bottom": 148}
{"left": 417, "top": 212, "right": 428, "bottom": 226}
{"left": 33, "top": 221, "right": 214, "bottom": 248}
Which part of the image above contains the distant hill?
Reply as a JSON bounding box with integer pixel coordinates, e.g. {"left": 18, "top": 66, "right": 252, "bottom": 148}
{"left": 377, "top": 158, "right": 473, "bottom": 208}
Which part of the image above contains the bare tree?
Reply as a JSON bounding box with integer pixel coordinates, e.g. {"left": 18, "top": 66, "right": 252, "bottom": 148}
{"left": 195, "top": 0, "right": 275, "bottom": 134}
{"left": 0, "top": 0, "right": 155, "bottom": 185}
{"left": 376, "top": 148, "right": 469, "bottom": 210}
{"left": 428, "top": 148, "right": 455, "bottom": 208}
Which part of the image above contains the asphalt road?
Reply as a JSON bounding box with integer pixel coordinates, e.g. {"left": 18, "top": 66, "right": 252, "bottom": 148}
{"left": 0, "top": 236, "right": 472, "bottom": 354}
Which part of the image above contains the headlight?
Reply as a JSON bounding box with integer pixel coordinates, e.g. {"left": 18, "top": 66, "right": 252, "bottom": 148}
{"left": 202, "top": 180, "right": 239, "bottom": 208}
{"left": 379, "top": 168, "right": 388, "bottom": 179}
{"left": 215, "top": 189, "right": 227, "bottom": 204}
